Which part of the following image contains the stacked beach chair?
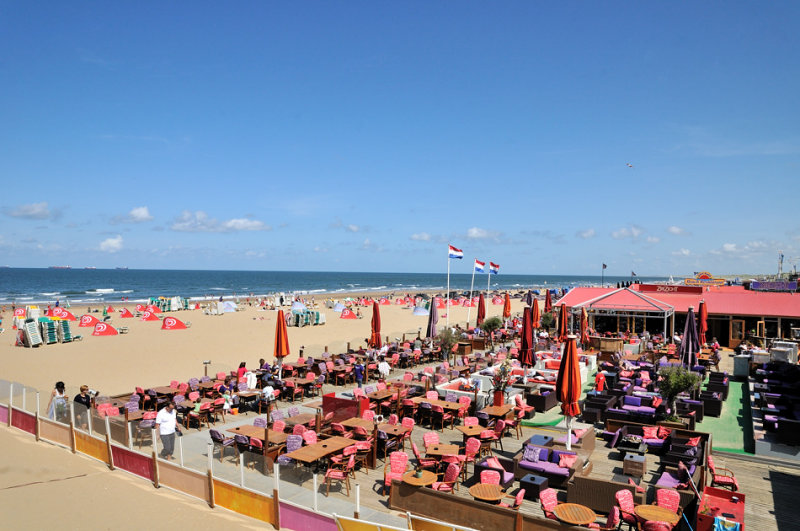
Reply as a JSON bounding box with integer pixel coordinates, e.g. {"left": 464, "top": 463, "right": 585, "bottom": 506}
{"left": 40, "top": 319, "right": 58, "bottom": 345}
{"left": 23, "top": 319, "right": 43, "bottom": 347}
{"left": 59, "top": 320, "right": 74, "bottom": 343}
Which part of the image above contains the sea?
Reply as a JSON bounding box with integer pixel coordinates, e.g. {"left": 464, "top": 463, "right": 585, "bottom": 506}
{"left": 0, "top": 268, "right": 668, "bottom": 306}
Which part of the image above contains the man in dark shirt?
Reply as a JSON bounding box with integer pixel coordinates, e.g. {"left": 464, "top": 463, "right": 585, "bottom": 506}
{"left": 353, "top": 361, "right": 365, "bottom": 388}
{"left": 74, "top": 385, "right": 93, "bottom": 429}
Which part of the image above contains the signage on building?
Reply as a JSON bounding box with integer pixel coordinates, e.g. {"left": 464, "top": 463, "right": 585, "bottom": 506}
{"left": 684, "top": 271, "right": 726, "bottom": 287}
{"left": 637, "top": 284, "right": 703, "bottom": 295}
{"left": 750, "top": 280, "right": 798, "bottom": 291}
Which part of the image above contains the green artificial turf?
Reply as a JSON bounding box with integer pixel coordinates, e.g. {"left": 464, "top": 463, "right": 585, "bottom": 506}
{"left": 695, "top": 379, "right": 754, "bottom": 454}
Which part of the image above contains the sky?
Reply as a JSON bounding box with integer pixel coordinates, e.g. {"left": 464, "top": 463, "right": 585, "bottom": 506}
{"left": 1, "top": 2, "right": 799, "bottom": 276}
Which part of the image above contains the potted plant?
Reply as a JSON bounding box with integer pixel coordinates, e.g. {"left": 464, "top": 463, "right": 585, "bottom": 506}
{"left": 657, "top": 366, "right": 702, "bottom": 421}
{"left": 490, "top": 358, "right": 512, "bottom": 406}
{"left": 437, "top": 328, "right": 460, "bottom": 365}
{"left": 480, "top": 316, "right": 503, "bottom": 351}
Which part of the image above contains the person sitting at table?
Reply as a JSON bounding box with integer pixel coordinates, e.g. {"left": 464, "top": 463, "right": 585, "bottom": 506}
{"left": 378, "top": 356, "right": 391, "bottom": 380}
{"left": 236, "top": 362, "right": 247, "bottom": 384}
{"left": 218, "top": 377, "right": 234, "bottom": 395}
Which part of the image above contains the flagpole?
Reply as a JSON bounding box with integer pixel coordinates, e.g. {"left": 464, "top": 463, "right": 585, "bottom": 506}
{"left": 467, "top": 261, "right": 476, "bottom": 326}
{"left": 487, "top": 267, "right": 491, "bottom": 293}
{"left": 446, "top": 254, "right": 450, "bottom": 328}
{"left": 601, "top": 265, "right": 604, "bottom": 288}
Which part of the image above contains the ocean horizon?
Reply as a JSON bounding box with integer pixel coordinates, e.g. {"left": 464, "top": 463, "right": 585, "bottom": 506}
{"left": 0, "top": 267, "right": 667, "bottom": 306}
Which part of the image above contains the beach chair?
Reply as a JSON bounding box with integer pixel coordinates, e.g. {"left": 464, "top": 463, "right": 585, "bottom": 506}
{"left": 58, "top": 320, "right": 73, "bottom": 343}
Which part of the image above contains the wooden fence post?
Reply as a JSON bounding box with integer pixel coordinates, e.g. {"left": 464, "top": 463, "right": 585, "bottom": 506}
{"left": 104, "top": 416, "right": 114, "bottom": 470}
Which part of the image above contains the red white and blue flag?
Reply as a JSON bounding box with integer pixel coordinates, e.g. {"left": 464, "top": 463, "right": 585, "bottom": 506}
{"left": 474, "top": 259, "right": 485, "bottom": 273}
{"left": 489, "top": 262, "right": 500, "bottom": 275}
{"left": 448, "top": 245, "right": 463, "bottom": 259}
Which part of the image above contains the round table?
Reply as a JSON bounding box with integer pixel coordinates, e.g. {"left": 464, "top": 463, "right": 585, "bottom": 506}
{"left": 635, "top": 504, "right": 680, "bottom": 525}
{"left": 402, "top": 470, "right": 436, "bottom": 487}
{"left": 553, "top": 503, "right": 597, "bottom": 526}
{"left": 468, "top": 483, "right": 505, "bottom": 503}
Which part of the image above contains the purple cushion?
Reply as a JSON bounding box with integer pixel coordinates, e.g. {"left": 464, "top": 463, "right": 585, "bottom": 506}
{"left": 523, "top": 445, "right": 540, "bottom": 462}
{"left": 656, "top": 471, "right": 681, "bottom": 488}
{"left": 644, "top": 438, "right": 665, "bottom": 447}
{"left": 555, "top": 434, "right": 579, "bottom": 445}
{"left": 502, "top": 471, "right": 514, "bottom": 483}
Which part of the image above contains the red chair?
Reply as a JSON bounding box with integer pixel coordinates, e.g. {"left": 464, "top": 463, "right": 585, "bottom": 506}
{"left": 431, "top": 462, "right": 461, "bottom": 492}
{"left": 642, "top": 522, "right": 673, "bottom": 531}
{"left": 302, "top": 430, "right": 318, "bottom": 445}
{"left": 480, "top": 469, "right": 501, "bottom": 485}
{"left": 588, "top": 506, "right": 620, "bottom": 530}
{"left": 284, "top": 380, "right": 304, "bottom": 402}
{"left": 498, "top": 488, "right": 525, "bottom": 509}
{"left": 504, "top": 410, "right": 526, "bottom": 439}
{"left": 362, "top": 409, "right": 375, "bottom": 421}
{"left": 292, "top": 424, "right": 306, "bottom": 436}
{"left": 514, "top": 393, "right": 535, "bottom": 417}
{"left": 331, "top": 422, "right": 353, "bottom": 439}
{"left": 272, "top": 420, "right": 286, "bottom": 433}
{"left": 383, "top": 451, "right": 410, "bottom": 495}
{"left": 540, "top": 488, "right": 559, "bottom": 521}
{"left": 422, "top": 432, "right": 440, "bottom": 449}
{"left": 655, "top": 488, "right": 681, "bottom": 513}
{"left": 460, "top": 437, "right": 482, "bottom": 480}
{"left": 387, "top": 413, "right": 399, "bottom": 425}
{"left": 431, "top": 404, "right": 454, "bottom": 431}
{"left": 411, "top": 442, "right": 438, "bottom": 470}
{"left": 400, "top": 417, "right": 415, "bottom": 450}
{"left": 464, "top": 416, "right": 479, "bottom": 426}
{"left": 324, "top": 454, "right": 355, "bottom": 496}
{"left": 708, "top": 455, "right": 740, "bottom": 491}
{"left": 353, "top": 426, "right": 370, "bottom": 440}
{"left": 615, "top": 489, "right": 639, "bottom": 530}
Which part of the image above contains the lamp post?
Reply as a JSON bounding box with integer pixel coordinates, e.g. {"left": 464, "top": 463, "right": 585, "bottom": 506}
{"left": 203, "top": 360, "right": 211, "bottom": 377}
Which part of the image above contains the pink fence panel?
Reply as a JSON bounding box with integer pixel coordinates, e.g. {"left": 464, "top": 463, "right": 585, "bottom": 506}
{"left": 0, "top": 404, "right": 7, "bottom": 424}
{"left": 11, "top": 408, "right": 36, "bottom": 434}
{"left": 279, "top": 502, "right": 338, "bottom": 531}
{"left": 111, "top": 445, "right": 154, "bottom": 481}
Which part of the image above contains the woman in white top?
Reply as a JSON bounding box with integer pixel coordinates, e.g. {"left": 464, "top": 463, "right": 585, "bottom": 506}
{"left": 47, "top": 381, "right": 68, "bottom": 421}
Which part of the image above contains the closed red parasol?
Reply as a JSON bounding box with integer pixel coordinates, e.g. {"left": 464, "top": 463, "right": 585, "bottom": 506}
{"left": 369, "top": 301, "right": 382, "bottom": 348}
{"left": 274, "top": 310, "right": 290, "bottom": 360}
{"left": 519, "top": 306, "right": 535, "bottom": 367}
{"left": 580, "top": 307, "right": 589, "bottom": 345}
{"left": 531, "top": 298, "right": 541, "bottom": 328}
{"left": 544, "top": 290, "right": 552, "bottom": 313}
{"left": 502, "top": 293, "right": 511, "bottom": 320}
{"left": 698, "top": 300, "right": 708, "bottom": 346}
{"left": 556, "top": 335, "right": 582, "bottom": 449}
{"left": 476, "top": 293, "right": 486, "bottom": 327}
{"left": 557, "top": 303, "right": 569, "bottom": 342}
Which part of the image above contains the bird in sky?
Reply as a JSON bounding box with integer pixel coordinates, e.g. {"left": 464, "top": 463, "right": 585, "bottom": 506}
{"left": 626, "top": 163, "right": 634, "bottom": 168}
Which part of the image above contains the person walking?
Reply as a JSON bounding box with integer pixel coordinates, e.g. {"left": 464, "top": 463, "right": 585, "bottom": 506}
{"left": 155, "top": 402, "right": 181, "bottom": 460}
{"left": 47, "top": 381, "right": 68, "bottom": 422}
{"left": 354, "top": 360, "right": 365, "bottom": 388}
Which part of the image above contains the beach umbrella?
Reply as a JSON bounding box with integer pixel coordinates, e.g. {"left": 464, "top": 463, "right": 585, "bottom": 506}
{"left": 141, "top": 311, "right": 159, "bottom": 322}
{"left": 369, "top": 301, "right": 382, "bottom": 349}
{"left": 502, "top": 293, "right": 511, "bottom": 320}
{"left": 379, "top": 298, "right": 390, "bottom": 306}
{"left": 491, "top": 296, "right": 503, "bottom": 305}
{"left": 412, "top": 306, "right": 429, "bottom": 316}
{"left": 519, "top": 306, "right": 536, "bottom": 368}
{"left": 531, "top": 298, "right": 541, "bottom": 329}
{"left": 680, "top": 306, "right": 701, "bottom": 369}
{"left": 291, "top": 301, "right": 307, "bottom": 312}
{"left": 274, "top": 309, "right": 290, "bottom": 378}
{"left": 579, "top": 307, "right": 590, "bottom": 346}
{"left": 135, "top": 304, "right": 145, "bottom": 312}
{"left": 120, "top": 308, "right": 134, "bottom": 318}
{"left": 52, "top": 307, "right": 76, "bottom": 321}
{"left": 340, "top": 308, "right": 358, "bottom": 319}
{"left": 476, "top": 293, "right": 486, "bottom": 327}
{"left": 698, "top": 300, "right": 708, "bottom": 346}
{"left": 145, "top": 304, "right": 160, "bottom": 314}
{"left": 525, "top": 290, "right": 534, "bottom": 307}
{"left": 434, "top": 297, "right": 446, "bottom": 309}
{"left": 161, "top": 317, "right": 188, "bottom": 330}
{"left": 79, "top": 314, "right": 101, "bottom": 327}
{"left": 394, "top": 298, "right": 405, "bottom": 305}
{"left": 556, "top": 335, "right": 582, "bottom": 450}
{"left": 544, "top": 290, "right": 553, "bottom": 313}
{"left": 557, "top": 303, "right": 569, "bottom": 342}
{"left": 92, "top": 322, "right": 118, "bottom": 336}
{"left": 426, "top": 298, "right": 439, "bottom": 340}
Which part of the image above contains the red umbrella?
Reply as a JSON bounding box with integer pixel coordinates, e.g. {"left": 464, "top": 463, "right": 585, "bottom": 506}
{"left": 79, "top": 314, "right": 101, "bottom": 327}
{"left": 274, "top": 310, "right": 291, "bottom": 361}
{"left": 369, "top": 301, "right": 382, "bottom": 348}
{"left": 519, "top": 306, "right": 535, "bottom": 367}
{"left": 579, "top": 307, "right": 589, "bottom": 345}
{"left": 531, "top": 298, "right": 541, "bottom": 328}
{"left": 698, "top": 300, "right": 708, "bottom": 346}
{"left": 544, "top": 290, "right": 553, "bottom": 313}
{"left": 556, "top": 335, "right": 582, "bottom": 450}
{"left": 92, "top": 322, "right": 118, "bottom": 336}
{"left": 557, "top": 303, "right": 569, "bottom": 342}
{"left": 502, "top": 293, "right": 511, "bottom": 320}
{"left": 161, "top": 317, "right": 188, "bottom": 330}
{"left": 476, "top": 293, "right": 486, "bottom": 327}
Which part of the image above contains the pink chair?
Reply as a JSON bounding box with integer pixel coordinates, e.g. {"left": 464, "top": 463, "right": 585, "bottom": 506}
{"left": 540, "top": 488, "right": 559, "bottom": 521}
{"left": 708, "top": 455, "right": 740, "bottom": 491}
{"left": 302, "top": 430, "right": 318, "bottom": 445}
{"left": 514, "top": 394, "right": 535, "bottom": 417}
{"left": 498, "top": 488, "right": 525, "bottom": 509}
{"left": 383, "top": 451, "right": 410, "bottom": 495}
{"left": 387, "top": 413, "right": 399, "bottom": 425}
{"left": 272, "top": 420, "right": 286, "bottom": 433}
{"left": 411, "top": 442, "right": 437, "bottom": 470}
{"left": 615, "top": 489, "right": 639, "bottom": 529}
{"left": 588, "top": 506, "right": 620, "bottom": 530}
{"left": 656, "top": 488, "right": 681, "bottom": 513}
{"left": 431, "top": 404, "right": 454, "bottom": 431}
{"left": 292, "top": 424, "right": 306, "bottom": 436}
{"left": 324, "top": 454, "right": 355, "bottom": 496}
{"left": 480, "top": 469, "right": 500, "bottom": 485}
{"left": 431, "top": 462, "right": 461, "bottom": 492}
{"left": 464, "top": 417, "right": 479, "bottom": 426}
{"left": 642, "top": 522, "right": 673, "bottom": 531}
{"left": 426, "top": 391, "right": 439, "bottom": 401}
{"left": 362, "top": 409, "right": 375, "bottom": 421}
{"left": 422, "top": 432, "right": 440, "bottom": 449}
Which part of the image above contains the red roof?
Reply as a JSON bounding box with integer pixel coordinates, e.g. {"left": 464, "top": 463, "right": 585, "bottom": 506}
{"left": 558, "top": 285, "right": 800, "bottom": 319}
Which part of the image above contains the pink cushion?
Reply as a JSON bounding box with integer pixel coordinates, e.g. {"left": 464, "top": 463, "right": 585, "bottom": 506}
{"left": 642, "top": 426, "right": 658, "bottom": 439}
{"left": 559, "top": 454, "right": 578, "bottom": 469}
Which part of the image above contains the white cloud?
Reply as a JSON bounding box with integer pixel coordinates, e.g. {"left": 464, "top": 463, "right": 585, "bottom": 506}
{"left": 576, "top": 228, "right": 596, "bottom": 239}
{"left": 646, "top": 236, "right": 660, "bottom": 243}
{"left": 170, "top": 211, "right": 270, "bottom": 233}
{"left": 5, "top": 202, "right": 52, "bottom": 220}
{"left": 99, "top": 235, "right": 123, "bottom": 253}
{"left": 313, "top": 246, "right": 328, "bottom": 253}
{"left": 611, "top": 225, "right": 644, "bottom": 240}
{"left": 672, "top": 248, "right": 691, "bottom": 256}
{"left": 466, "top": 227, "right": 500, "bottom": 240}
{"left": 667, "top": 225, "right": 685, "bottom": 235}
{"left": 410, "top": 232, "right": 431, "bottom": 242}
{"left": 128, "top": 206, "right": 153, "bottom": 222}
{"left": 722, "top": 243, "right": 738, "bottom": 253}
{"left": 346, "top": 224, "right": 360, "bottom": 233}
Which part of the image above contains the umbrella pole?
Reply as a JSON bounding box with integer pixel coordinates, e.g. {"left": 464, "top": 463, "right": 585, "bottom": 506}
{"left": 467, "top": 264, "right": 475, "bottom": 326}
{"left": 446, "top": 256, "right": 451, "bottom": 327}
{"left": 565, "top": 415, "right": 573, "bottom": 451}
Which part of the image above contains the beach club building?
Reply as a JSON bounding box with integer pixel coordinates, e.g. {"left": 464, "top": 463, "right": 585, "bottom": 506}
{"left": 556, "top": 283, "right": 800, "bottom": 348}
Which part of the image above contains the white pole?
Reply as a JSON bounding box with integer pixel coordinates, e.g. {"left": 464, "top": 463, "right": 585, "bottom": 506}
{"left": 152, "top": 427, "right": 158, "bottom": 456}
{"left": 467, "top": 262, "right": 476, "bottom": 326}
{"left": 355, "top": 483, "right": 361, "bottom": 517}
{"left": 487, "top": 268, "right": 491, "bottom": 294}
{"left": 240, "top": 452, "right": 245, "bottom": 486}
{"left": 87, "top": 405, "right": 93, "bottom": 435}
{"left": 127, "top": 421, "right": 133, "bottom": 449}
{"left": 207, "top": 442, "right": 214, "bottom": 471}
{"left": 22, "top": 386, "right": 26, "bottom": 411}
{"left": 36, "top": 392, "right": 40, "bottom": 416}
{"left": 178, "top": 435, "right": 184, "bottom": 467}
{"left": 313, "top": 473, "right": 319, "bottom": 511}
{"left": 446, "top": 255, "right": 451, "bottom": 328}
{"left": 274, "top": 463, "right": 280, "bottom": 495}
{"left": 565, "top": 416, "right": 573, "bottom": 451}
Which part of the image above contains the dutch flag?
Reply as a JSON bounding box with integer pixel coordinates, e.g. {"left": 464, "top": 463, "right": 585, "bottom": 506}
{"left": 448, "top": 245, "right": 463, "bottom": 259}
{"left": 474, "top": 259, "right": 485, "bottom": 273}
{"left": 489, "top": 262, "right": 500, "bottom": 275}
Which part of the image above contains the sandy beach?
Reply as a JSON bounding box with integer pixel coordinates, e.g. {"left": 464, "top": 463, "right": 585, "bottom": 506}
{"left": 0, "top": 294, "right": 527, "bottom": 398}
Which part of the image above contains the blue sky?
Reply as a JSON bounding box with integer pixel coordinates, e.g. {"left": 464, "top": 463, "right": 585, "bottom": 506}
{"left": 1, "top": 2, "right": 799, "bottom": 275}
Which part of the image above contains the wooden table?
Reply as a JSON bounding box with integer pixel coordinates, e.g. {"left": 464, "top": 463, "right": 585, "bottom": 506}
{"left": 378, "top": 424, "right": 409, "bottom": 437}
{"left": 480, "top": 404, "right": 513, "bottom": 418}
{"left": 151, "top": 386, "right": 178, "bottom": 395}
{"left": 425, "top": 444, "right": 459, "bottom": 457}
{"left": 553, "top": 503, "right": 597, "bottom": 526}
{"left": 402, "top": 470, "right": 437, "bottom": 487}
{"left": 456, "top": 425, "right": 485, "bottom": 438}
{"left": 635, "top": 504, "right": 680, "bottom": 525}
{"left": 411, "top": 397, "right": 462, "bottom": 411}
{"left": 226, "top": 425, "right": 288, "bottom": 446}
{"left": 283, "top": 436, "right": 354, "bottom": 464}
{"left": 341, "top": 417, "right": 374, "bottom": 430}
{"left": 284, "top": 413, "right": 315, "bottom": 427}
{"left": 368, "top": 390, "right": 394, "bottom": 401}
{"left": 468, "top": 483, "right": 504, "bottom": 503}
{"left": 304, "top": 400, "right": 323, "bottom": 409}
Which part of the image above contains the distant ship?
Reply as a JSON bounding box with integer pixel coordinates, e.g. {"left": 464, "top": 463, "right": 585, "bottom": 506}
{"left": 115, "top": 267, "right": 129, "bottom": 270}
{"left": 49, "top": 266, "right": 72, "bottom": 269}
{"left": 84, "top": 266, "right": 97, "bottom": 270}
